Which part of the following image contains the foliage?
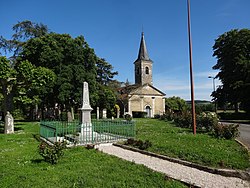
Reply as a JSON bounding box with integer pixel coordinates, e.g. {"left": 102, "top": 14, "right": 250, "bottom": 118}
{"left": 218, "top": 112, "right": 250, "bottom": 120}
{"left": 124, "top": 113, "right": 132, "bottom": 121}
{"left": 159, "top": 111, "right": 175, "bottom": 121}
{"left": 212, "top": 29, "right": 250, "bottom": 113}
{"left": 0, "top": 122, "right": 186, "bottom": 188}
{"left": 38, "top": 141, "right": 67, "bottom": 164}
{"left": 20, "top": 33, "right": 97, "bottom": 107}
{"left": 165, "top": 96, "right": 187, "bottom": 112}
{"left": 125, "top": 138, "right": 152, "bottom": 150}
{"left": 0, "top": 20, "right": 49, "bottom": 57}
{"left": 96, "top": 58, "right": 118, "bottom": 85}
{"left": 173, "top": 111, "right": 192, "bottom": 128}
{"left": 12, "top": 109, "right": 25, "bottom": 120}
{"left": 2, "top": 20, "right": 118, "bottom": 121}
{"left": 196, "top": 112, "right": 218, "bottom": 131}
{"left": 136, "top": 118, "right": 249, "bottom": 169}
{"left": 194, "top": 103, "right": 215, "bottom": 113}
{"left": 212, "top": 123, "right": 240, "bottom": 139}
{"left": 0, "top": 56, "right": 55, "bottom": 120}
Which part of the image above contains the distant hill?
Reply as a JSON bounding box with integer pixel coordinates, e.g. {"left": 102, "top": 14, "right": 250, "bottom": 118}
{"left": 186, "top": 100, "right": 211, "bottom": 105}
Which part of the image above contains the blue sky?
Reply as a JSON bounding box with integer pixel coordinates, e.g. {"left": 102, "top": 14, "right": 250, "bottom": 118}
{"left": 1, "top": 0, "right": 250, "bottom": 100}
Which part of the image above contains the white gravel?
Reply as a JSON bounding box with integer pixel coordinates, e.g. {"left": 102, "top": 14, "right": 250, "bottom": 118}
{"left": 96, "top": 144, "right": 250, "bottom": 188}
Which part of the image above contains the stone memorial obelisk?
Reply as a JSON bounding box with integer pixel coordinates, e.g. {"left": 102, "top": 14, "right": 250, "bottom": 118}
{"left": 80, "top": 82, "right": 93, "bottom": 142}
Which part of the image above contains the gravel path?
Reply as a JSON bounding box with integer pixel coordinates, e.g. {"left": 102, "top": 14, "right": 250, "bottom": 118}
{"left": 96, "top": 144, "right": 250, "bottom": 188}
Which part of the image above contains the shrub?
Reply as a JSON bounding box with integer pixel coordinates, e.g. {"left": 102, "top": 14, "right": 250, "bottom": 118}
{"left": 212, "top": 123, "right": 239, "bottom": 139}
{"left": 154, "top": 114, "right": 161, "bottom": 119}
{"left": 174, "top": 111, "right": 192, "bottom": 128}
{"left": 125, "top": 138, "right": 152, "bottom": 150}
{"left": 12, "top": 109, "right": 25, "bottom": 120}
{"left": 217, "top": 112, "right": 250, "bottom": 120}
{"left": 196, "top": 112, "right": 218, "bottom": 132}
{"left": 60, "top": 112, "right": 67, "bottom": 121}
{"left": 159, "top": 111, "right": 175, "bottom": 121}
{"left": 38, "top": 141, "right": 67, "bottom": 164}
{"left": 124, "top": 113, "right": 132, "bottom": 121}
{"left": 132, "top": 111, "right": 147, "bottom": 118}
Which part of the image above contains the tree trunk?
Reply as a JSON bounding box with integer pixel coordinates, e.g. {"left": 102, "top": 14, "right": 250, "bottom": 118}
{"left": 1, "top": 81, "right": 14, "bottom": 134}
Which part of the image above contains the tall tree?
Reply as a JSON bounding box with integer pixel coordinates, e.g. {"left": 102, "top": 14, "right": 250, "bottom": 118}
{"left": 96, "top": 58, "right": 118, "bottom": 85}
{"left": 20, "top": 33, "right": 98, "bottom": 119}
{"left": 0, "top": 56, "right": 55, "bottom": 130}
{"left": 212, "top": 29, "right": 250, "bottom": 113}
{"left": 0, "top": 20, "right": 49, "bottom": 57}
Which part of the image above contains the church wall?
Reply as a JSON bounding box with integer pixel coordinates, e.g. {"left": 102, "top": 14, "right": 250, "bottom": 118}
{"left": 129, "top": 94, "right": 165, "bottom": 117}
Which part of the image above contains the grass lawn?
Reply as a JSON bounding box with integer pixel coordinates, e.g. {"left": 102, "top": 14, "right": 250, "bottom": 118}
{"left": 0, "top": 122, "right": 186, "bottom": 188}
{"left": 135, "top": 118, "right": 250, "bottom": 170}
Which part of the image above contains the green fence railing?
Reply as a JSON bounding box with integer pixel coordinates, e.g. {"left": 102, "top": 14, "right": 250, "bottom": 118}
{"left": 40, "top": 119, "right": 135, "bottom": 145}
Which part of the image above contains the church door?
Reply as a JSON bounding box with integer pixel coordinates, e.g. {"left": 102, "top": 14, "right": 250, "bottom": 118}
{"left": 145, "top": 106, "right": 151, "bottom": 117}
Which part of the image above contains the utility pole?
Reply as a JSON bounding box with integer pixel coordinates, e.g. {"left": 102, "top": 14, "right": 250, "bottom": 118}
{"left": 187, "top": 0, "right": 196, "bottom": 135}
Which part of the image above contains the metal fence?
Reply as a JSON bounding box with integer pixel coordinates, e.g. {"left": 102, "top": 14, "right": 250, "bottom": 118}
{"left": 40, "top": 119, "right": 135, "bottom": 146}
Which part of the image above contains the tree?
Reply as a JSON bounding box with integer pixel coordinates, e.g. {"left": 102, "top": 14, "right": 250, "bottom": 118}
{"left": 0, "top": 20, "right": 49, "bottom": 57}
{"left": 19, "top": 33, "right": 99, "bottom": 120}
{"left": 96, "top": 58, "right": 118, "bottom": 85}
{"left": 0, "top": 56, "right": 55, "bottom": 131}
{"left": 212, "top": 29, "right": 250, "bottom": 113}
{"left": 165, "top": 96, "right": 187, "bottom": 112}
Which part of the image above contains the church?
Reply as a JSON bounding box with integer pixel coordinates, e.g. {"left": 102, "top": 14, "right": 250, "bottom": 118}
{"left": 118, "top": 33, "right": 166, "bottom": 118}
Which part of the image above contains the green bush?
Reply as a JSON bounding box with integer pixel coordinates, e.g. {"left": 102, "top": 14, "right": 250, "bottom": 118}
{"left": 196, "top": 112, "right": 218, "bottom": 132}
{"left": 38, "top": 141, "right": 67, "bottom": 164}
{"left": 218, "top": 112, "right": 249, "bottom": 120}
{"left": 124, "top": 113, "right": 132, "bottom": 121}
{"left": 174, "top": 111, "right": 192, "bottom": 128}
{"left": 132, "top": 111, "right": 147, "bottom": 118}
{"left": 159, "top": 111, "right": 175, "bottom": 121}
{"left": 125, "top": 138, "right": 152, "bottom": 150}
{"left": 212, "top": 123, "right": 239, "bottom": 139}
{"left": 12, "top": 109, "right": 25, "bottom": 120}
{"left": 60, "top": 112, "right": 67, "bottom": 121}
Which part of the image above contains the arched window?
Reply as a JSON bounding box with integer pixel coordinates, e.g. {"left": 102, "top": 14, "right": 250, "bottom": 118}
{"left": 145, "top": 67, "right": 149, "bottom": 74}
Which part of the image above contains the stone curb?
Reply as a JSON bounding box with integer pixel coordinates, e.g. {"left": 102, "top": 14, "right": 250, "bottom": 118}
{"left": 113, "top": 143, "right": 250, "bottom": 181}
{"left": 235, "top": 139, "right": 250, "bottom": 152}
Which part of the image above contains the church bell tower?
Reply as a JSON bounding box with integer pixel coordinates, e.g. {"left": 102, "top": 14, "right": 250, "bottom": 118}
{"left": 134, "top": 32, "right": 153, "bottom": 85}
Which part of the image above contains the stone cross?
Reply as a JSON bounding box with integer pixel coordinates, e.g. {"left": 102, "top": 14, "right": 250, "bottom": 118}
{"left": 4, "top": 111, "right": 14, "bottom": 134}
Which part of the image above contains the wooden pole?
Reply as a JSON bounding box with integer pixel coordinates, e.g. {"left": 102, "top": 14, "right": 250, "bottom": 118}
{"left": 187, "top": 0, "right": 196, "bottom": 135}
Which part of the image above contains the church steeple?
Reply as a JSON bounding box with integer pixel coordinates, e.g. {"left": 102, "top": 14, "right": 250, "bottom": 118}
{"left": 137, "top": 32, "right": 150, "bottom": 61}
{"left": 134, "top": 32, "right": 153, "bottom": 86}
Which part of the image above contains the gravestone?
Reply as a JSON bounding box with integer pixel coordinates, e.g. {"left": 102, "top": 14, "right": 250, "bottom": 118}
{"left": 4, "top": 111, "right": 14, "bottom": 134}
{"left": 103, "top": 108, "right": 107, "bottom": 119}
{"left": 97, "top": 107, "right": 100, "bottom": 120}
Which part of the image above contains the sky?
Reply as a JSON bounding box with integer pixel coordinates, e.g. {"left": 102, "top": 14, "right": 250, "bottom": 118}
{"left": 1, "top": 0, "right": 250, "bottom": 101}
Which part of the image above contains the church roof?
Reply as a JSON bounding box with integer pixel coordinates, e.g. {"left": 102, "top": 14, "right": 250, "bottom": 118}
{"left": 136, "top": 32, "right": 151, "bottom": 61}
{"left": 118, "top": 83, "right": 165, "bottom": 97}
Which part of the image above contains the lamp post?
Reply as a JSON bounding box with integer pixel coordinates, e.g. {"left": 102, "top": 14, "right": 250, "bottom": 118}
{"left": 208, "top": 76, "right": 217, "bottom": 113}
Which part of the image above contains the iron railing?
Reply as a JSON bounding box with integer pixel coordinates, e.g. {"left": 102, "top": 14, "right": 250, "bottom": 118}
{"left": 40, "top": 119, "right": 135, "bottom": 145}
